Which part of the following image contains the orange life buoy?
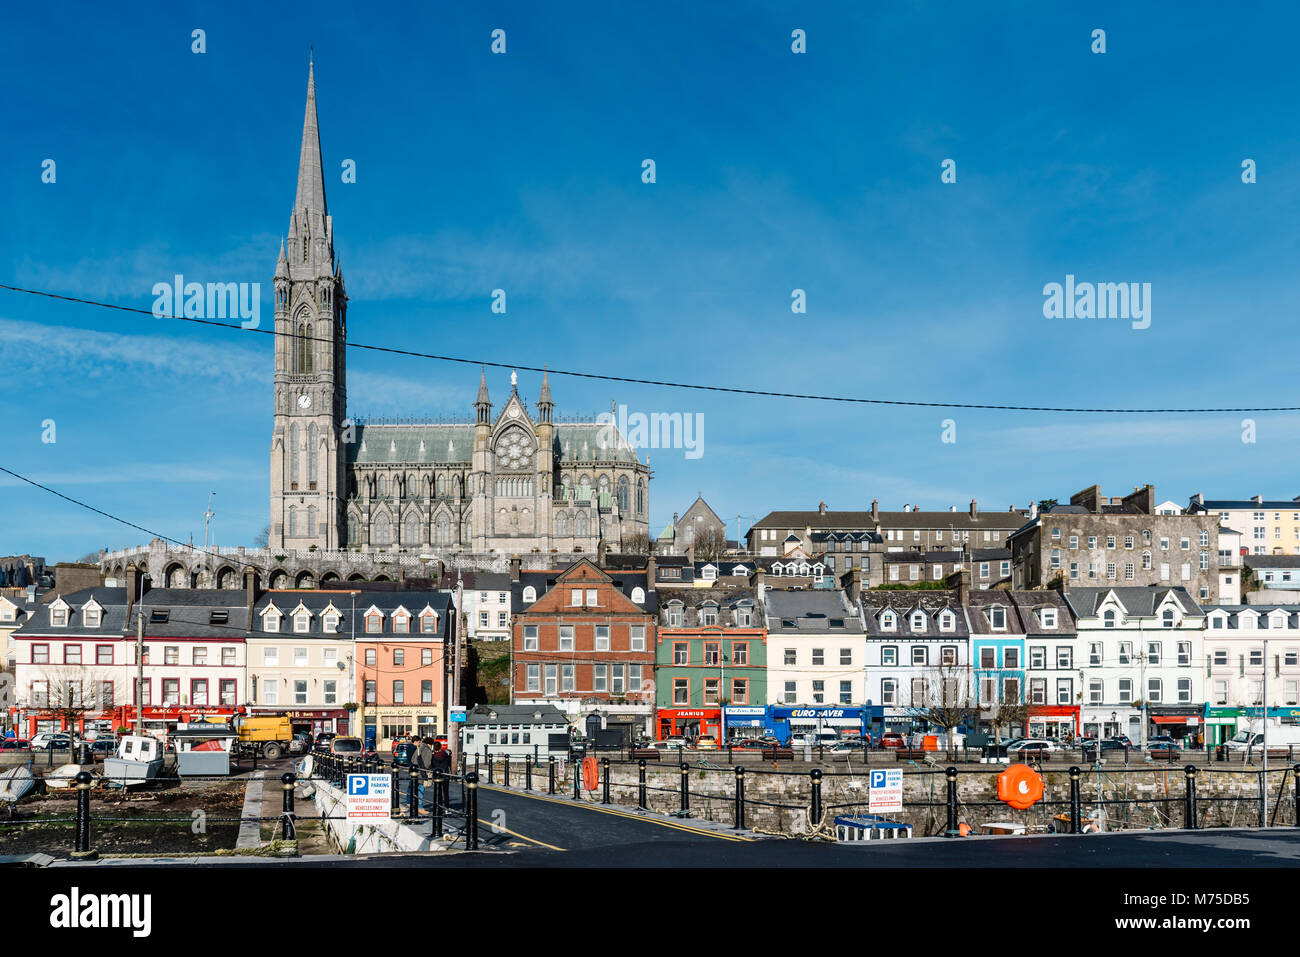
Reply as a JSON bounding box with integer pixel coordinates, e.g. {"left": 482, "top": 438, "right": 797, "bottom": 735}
{"left": 958, "top": 822, "right": 972, "bottom": 837}
{"left": 582, "top": 755, "right": 599, "bottom": 791}
{"left": 996, "top": 763, "right": 1044, "bottom": 810}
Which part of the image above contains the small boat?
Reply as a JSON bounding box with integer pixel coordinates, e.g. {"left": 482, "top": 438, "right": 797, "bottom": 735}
{"left": 44, "top": 764, "right": 98, "bottom": 791}
{"left": 295, "top": 754, "right": 314, "bottom": 780}
{"left": 172, "top": 723, "right": 237, "bottom": 777}
{"left": 102, "top": 734, "right": 164, "bottom": 788}
{"left": 0, "top": 766, "right": 37, "bottom": 803}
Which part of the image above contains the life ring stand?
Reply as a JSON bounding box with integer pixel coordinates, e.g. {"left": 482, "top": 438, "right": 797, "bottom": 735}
{"left": 581, "top": 755, "right": 599, "bottom": 791}
{"left": 996, "top": 763, "right": 1045, "bottom": 810}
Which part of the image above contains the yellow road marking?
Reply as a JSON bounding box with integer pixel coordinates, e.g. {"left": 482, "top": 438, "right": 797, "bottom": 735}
{"left": 480, "top": 783, "right": 755, "bottom": 843}
{"left": 475, "top": 816, "right": 566, "bottom": 851}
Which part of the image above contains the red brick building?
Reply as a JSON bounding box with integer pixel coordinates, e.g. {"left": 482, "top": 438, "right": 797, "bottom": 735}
{"left": 511, "top": 558, "right": 656, "bottom": 743}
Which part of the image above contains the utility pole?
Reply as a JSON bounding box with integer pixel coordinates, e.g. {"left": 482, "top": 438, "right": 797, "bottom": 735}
{"left": 203, "top": 491, "right": 216, "bottom": 555}
{"left": 1261, "top": 638, "right": 1269, "bottom": 828}
{"left": 134, "top": 607, "right": 145, "bottom": 738}
{"left": 449, "top": 572, "right": 465, "bottom": 768}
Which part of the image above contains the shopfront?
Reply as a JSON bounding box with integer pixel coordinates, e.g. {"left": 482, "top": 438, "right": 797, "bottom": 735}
{"left": 280, "top": 708, "right": 350, "bottom": 737}
{"left": 767, "top": 706, "right": 866, "bottom": 743}
{"left": 722, "top": 706, "right": 767, "bottom": 741}
{"left": 656, "top": 707, "right": 722, "bottom": 741}
{"left": 1029, "top": 705, "right": 1080, "bottom": 741}
{"left": 1077, "top": 707, "right": 1136, "bottom": 741}
{"left": 1149, "top": 706, "right": 1204, "bottom": 744}
{"left": 1203, "top": 707, "right": 1241, "bottom": 746}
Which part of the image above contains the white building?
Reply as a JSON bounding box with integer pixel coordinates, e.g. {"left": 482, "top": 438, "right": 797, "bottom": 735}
{"left": 1201, "top": 605, "right": 1300, "bottom": 745}
{"left": 765, "top": 590, "right": 865, "bottom": 709}
{"left": 1066, "top": 587, "right": 1206, "bottom": 743}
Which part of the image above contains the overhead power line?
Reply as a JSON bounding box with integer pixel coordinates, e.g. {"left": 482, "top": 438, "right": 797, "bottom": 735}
{"left": 2, "top": 281, "right": 1296, "bottom": 414}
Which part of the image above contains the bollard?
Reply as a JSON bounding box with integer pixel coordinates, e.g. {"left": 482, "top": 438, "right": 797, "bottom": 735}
{"left": 638, "top": 759, "right": 648, "bottom": 810}
{"left": 945, "top": 767, "right": 958, "bottom": 836}
{"left": 525, "top": 754, "right": 533, "bottom": 792}
{"left": 809, "top": 768, "right": 823, "bottom": 829}
{"left": 432, "top": 772, "right": 444, "bottom": 838}
{"left": 734, "top": 766, "right": 746, "bottom": 829}
{"left": 70, "top": 770, "right": 96, "bottom": 859}
{"left": 728, "top": 743, "right": 733, "bottom": 764}
{"left": 48, "top": 745, "right": 54, "bottom": 768}
{"left": 408, "top": 763, "right": 419, "bottom": 818}
{"left": 549, "top": 755, "right": 556, "bottom": 795}
{"left": 465, "top": 772, "right": 480, "bottom": 850}
{"left": 1183, "top": 765, "right": 1198, "bottom": 830}
{"left": 1294, "top": 765, "right": 1300, "bottom": 827}
{"left": 573, "top": 759, "right": 581, "bottom": 801}
{"left": 602, "top": 757, "right": 611, "bottom": 805}
{"left": 488, "top": 756, "right": 494, "bottom": 785}
{"left": 391, "top": 762, "right": 401, "bottom": 814}
{"left": 1258, "top": 770, "right": 1266, "bottom": 827}
{"left": 252, "top": 745, "right": 258, "bottom": 772}
{"left": 680, "top": 763, "right": 690, "bottom": 815}
{"left": 503, "top": 755, "right": 510, "bottom": 789}
{"left": 1069, "top": 766, "right": 1081, "bottom": 834}
{"left": 282, "top": 771, "right": 297, "bottom": 840}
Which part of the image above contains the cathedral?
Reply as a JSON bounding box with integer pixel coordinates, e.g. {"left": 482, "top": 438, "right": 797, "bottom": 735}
{"left": 269, "top": 63, "right": 650, "bottom": 554}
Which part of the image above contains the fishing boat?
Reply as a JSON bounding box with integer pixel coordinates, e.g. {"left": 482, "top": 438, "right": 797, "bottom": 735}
{"left": 0, "top": 766, "right": 36, "bottom": 804}
{"left": 102, "top": 734, "right": 164, "bottom": 788}
{"left": 44, "top": 764, "right": 99, "bottom": 791}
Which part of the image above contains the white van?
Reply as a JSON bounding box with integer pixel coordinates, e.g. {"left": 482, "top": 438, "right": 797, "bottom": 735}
{"left": 791, "top": 730, "right": 841, "bottom": 748}
{"left": 1225, "top": 721, "right": 1300, "bottom": 752}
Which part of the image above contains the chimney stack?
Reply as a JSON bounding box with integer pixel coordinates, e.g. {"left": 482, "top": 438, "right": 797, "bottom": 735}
{"left": 754, "top": 566, "right": 766, "bottom": 603}
{"left": 818, "top": 501, "right": 826, "bottom": 516}
{"left": 970, "top": 498, "right": 978, "bottom": 519}
{"left": 245, "top": 566, "right": 259, "bottom": 619}
{"left": 646, "top": 553, "right": 656, "bottom": 586}
{"left": 871, "top": 498, "right": 879, "bottom": 522}
{"left": 125, "top": 563, "right": 139, "bottom": 621}
{"left": 510, "top": 555, "right": 522, "bottom": 581}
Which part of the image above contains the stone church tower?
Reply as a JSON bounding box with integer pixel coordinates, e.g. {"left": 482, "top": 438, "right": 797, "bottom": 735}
{"left": 269, "top": 60, "right": 348, "bottom": 549}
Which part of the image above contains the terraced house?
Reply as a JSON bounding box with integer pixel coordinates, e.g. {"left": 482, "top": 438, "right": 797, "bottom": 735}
{"left": 511, "top": 559, "right": 656, "bottom": 744}
{"left": 654, "top": 587, "right": 766, "bottom": 742}
{"left": 765, "top": 590, "right": 866, "bottom": 713}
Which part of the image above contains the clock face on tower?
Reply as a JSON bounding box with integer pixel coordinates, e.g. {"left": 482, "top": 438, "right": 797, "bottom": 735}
{"left": 297, "top": 394, "right": 312, "bottom": 410}
{"left": 497, "top": 429, "right": 532, "bottom": 470}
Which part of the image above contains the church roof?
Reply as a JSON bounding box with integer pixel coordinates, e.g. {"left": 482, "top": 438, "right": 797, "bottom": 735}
{"left": 344, "top": 422, "right": 644, "bottom": 465}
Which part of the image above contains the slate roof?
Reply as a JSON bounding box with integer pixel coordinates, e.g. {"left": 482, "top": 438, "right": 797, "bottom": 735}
{"left": 1245, "top": 555, "right": 1300, "bottom": 569}
{"left": 1065, "top": 586, "right": 1204, "bottom": 619}
{"left": 860, "top": 590, "right": 968, "bottom": 638}
{"left": 1191, "top": 498, "right": 1300, "bottom": 511}
{"left": 764, "top": 590, "right": 862, "bottom": 632}
{"left": 1201, "top": 605, "right": 1300, "bottom": 629}
{"left": 881, "top": 550, "right": 965, "bottom": 564}
{"left": 511, "top": 569, "right": 657, "bottom": 613}
{"left": 466, "top": 703, "right": 569, "bottom": 726}
{"left": 255, "top": 590, "right": 455, "bottom": 639}
{"left": 754, "top": 509, "right": 1026, "bottom": 530}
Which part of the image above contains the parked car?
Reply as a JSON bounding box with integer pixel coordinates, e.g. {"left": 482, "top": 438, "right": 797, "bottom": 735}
{"left": 879, "top": 732, "right": 907, "bottom": 750}
{"left": 391, "top": 740, "right": 417, "bottom": 766}
{"left": 648, "top": 740, "right": 686, "bottom": 751}
{"left": 87, "top": 738, "right": 117, "bottom": 760}
{"left": 1006, "top": 738, "right": 1060, "bottom": 757}
{"left": 29, "top": 733, "right": 72, "bottom": 752}
{"left": 0, "top": 738, "right": 31, "bottom": 751}
{"left": 329, "top": 736, "right": 364, "bottom": 755}
{"left": 694, "top": 735, "right": 719, "bottom": 751}
{"left": 313, "top": 732, "right": 337, "bottom": 752}
{"left": 1110, "top": 735, "right": 1133, "bottom": 748}
{"left": 1147, "top": 741, "right": 1180, "bottom": 758}
{"left": 729, "top": 739, "right": 770, "bottom": 751}
{"left": 1081, "top": 738, "right": 1127, "bottom": 757}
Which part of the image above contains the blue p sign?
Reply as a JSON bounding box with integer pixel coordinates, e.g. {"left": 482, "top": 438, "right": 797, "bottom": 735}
{"left": 348, "top": 775, "right": 369, "bottom": 795}
{"left": 870, "top": 770, "right": 886, "bottom": 789}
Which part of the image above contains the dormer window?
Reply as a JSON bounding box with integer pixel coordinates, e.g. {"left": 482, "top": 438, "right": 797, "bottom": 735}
{"left": 51, "top": 607, "right": 68, "bottom": 627}
{"left": 701, "top": 604, "right": 719, "bottom": 627}
{"left": 294, "top": 610, "right": 311, "bottom": 633}
{"left": 1040, "top": 608, "right": 1058, "bottom": 629}
{"left": 1161, "top": 608, "right": 1175, "bottom": 628}
{"left": 989, "top": 605, "right": 1006, "bottom": 630}
{"left": 939, "top": 610, "right": 955, "bottom": 632}
{"left": 735, "top": 607, "right": 753, "bottom": 627}
{"left": 880, "top": 611, "right": 896, "bottom": 631}
{"left": 630, "top": 587, "right": 645, "bottom": 604}
{"left": 667, "top": 603, "right": 684, "bottom": 627}
{"left": 83, "top": 607, "right": 102, "bottom": 628}
{"left": 323, "top": 612, "right": 339, "bottom": 634}
{"left": 522, "top": 585, "right": 538, "bottom": 604}
{"left": 1103, "top": 609, "right": 1116, "bottom": 628}
{"left": 910, "top": 611, "right": 926, "bottom": 631}
{"left": 393, "top": 612, "right": 411, "bottom": 635}
{"left": 263, "top": 608, "right": 282, "bottom": 633}
{"left": 366, "top": 614, "right": 383, "bottom": 634}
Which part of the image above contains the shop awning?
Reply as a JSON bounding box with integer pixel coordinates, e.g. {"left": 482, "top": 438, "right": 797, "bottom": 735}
{"left": 1151, "top": 715, "right": 1194, "bottom": 725}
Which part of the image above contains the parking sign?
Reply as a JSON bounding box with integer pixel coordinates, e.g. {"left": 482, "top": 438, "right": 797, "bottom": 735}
{"left": 869, "top": 769, "right": 904, "bottom": 813}
{"left": 346, "top": 773, "right": 392, "bottom": 820}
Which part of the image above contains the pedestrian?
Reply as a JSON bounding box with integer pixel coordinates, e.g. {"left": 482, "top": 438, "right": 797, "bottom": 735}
{"left": 414, "top": 736, "right": 435, "bottom": 814}
{"left": 431, "top": 738, "right": 452, "bottom": 816}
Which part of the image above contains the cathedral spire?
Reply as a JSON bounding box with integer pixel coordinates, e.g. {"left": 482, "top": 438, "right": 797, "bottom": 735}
{"left": 538, "top": 367, "right": 553, "bottom": 424}
{"left": 294, "top": 60, "right": 328, "bottom": 219}
{"left": 475, "top": 367, "right": 492, "bottom": 425}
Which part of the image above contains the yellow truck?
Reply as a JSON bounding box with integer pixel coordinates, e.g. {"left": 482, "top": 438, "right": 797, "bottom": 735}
{"left": 230, "top": 713, "right": 293, "bottom": 760}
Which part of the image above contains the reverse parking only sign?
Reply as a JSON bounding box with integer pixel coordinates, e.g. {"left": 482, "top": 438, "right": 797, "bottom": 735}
{"left": 346, "top": 773, "right": 392, "bottom": 820}
{"left": 869, "top": 769, "right": 903, "bottom": 813}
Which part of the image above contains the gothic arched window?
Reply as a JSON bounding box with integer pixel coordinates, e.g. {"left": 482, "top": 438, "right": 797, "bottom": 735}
{"left": 307, "top": 506, "right": 317, "bottom": 537}
{"left": 377, "top": 475, "right": 387, "bottom": 498}
{"left": 436, "top": 474, "right": 446, "bottom": 497}
{"left": 575, "top": 512, "right": 589, "bottom": 537}
{"left": 288, "top": 507, "right": 298, "bottom": 537}
{"left": 636, "top": 478, "right": 645, "bottom": 514}
{"left": 617, "top": 476, "right": 629, "bottom": 513}
{"left": 556, "top": 512, "right": 568, "bottom": 536}
{"left": 308, "top": 424, "right": 319, "bottom": 485}
{"left": 289, "top": 425, "right": 300, "bottom": 485}
{"left": 404, "top": 514, "right": 420, "bottom": 545}
{"left": 435, "top": 515, "right": 451, "bottom": 545}
{"left": 294, "top": 320, "right": 313, "bottom": 372}
{"left": 373, "top": 513, "right": 392, "bottom": 546}
{"left": 347, "top": 513, "right": 359, "bottom": 546}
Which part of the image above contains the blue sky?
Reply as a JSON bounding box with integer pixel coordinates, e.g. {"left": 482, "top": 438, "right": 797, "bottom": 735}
{"left": 4, "top": 1, "right": 1300, "bottom": 560}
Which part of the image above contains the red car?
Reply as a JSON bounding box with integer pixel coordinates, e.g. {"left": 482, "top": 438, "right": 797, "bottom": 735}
{"left": 879, "top": 732, "right": 906, "bottom": 749}
{"left": 0, "top": 738, "right": 31, "bottom": 750}
{"left": 729, "top": 739, "right": 770, "bottom": 751}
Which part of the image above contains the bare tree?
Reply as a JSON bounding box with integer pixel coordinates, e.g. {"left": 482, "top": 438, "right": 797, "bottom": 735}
{"left": 620, "top": 531, "right": 652, "bottom": 558}
{"left": 693, "top": 525, "right": 729, "bottom": 562}
{"left": 907, "top": 662, "right": 977, "bottom": 758}
{"left": 34, "top": 667, "right": 113, "bottom": 745}
{"left": 253, "top": 525, "right": 271, "bottom": 548}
